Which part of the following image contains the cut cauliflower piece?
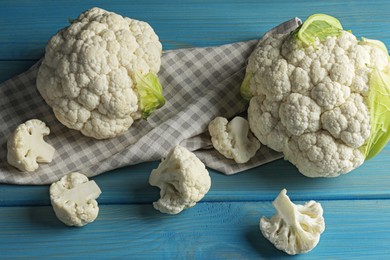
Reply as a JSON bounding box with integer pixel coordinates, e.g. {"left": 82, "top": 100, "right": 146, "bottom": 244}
{"left": 50, "top": 172, "right": 102, "bottom": 227}
{"left": 208, "top": 116, "right": 261, "bottom": 163}
{"left": 37, "top": 7, "right": 165, "bottom": 139}
{"left": 149, "top": 145, "right": 211, "bottom": 214}
{"left": 260, "top": 189, "right": 325, "bottom": 255}
{"left": 7, "top": 119, "right": 55, "bottom": 172}
{"left": 242, "top": 14, "right": 390, "bottom": 177}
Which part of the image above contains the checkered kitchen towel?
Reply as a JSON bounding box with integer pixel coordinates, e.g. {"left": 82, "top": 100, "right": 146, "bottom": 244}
{"left": 0, "top": 18, "right": 301, "bottom": 185}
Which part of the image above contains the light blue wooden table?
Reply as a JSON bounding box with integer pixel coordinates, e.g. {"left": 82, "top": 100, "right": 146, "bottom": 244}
{"left": 1, "top": 0, "right": 390, "bottom": 258}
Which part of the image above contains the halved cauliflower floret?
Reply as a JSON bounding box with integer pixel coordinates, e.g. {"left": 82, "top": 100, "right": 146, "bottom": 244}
{"left": 149, "top": 145, "right": 211, "bottom": 214}
{"left": 37, "top": 7, "right": 165, "bottom": 139}
{"left": 7, "top": 119, "right": 55, "bottom": 172}
{"left": 50, "top": 172, "right": 102, "bottom": 227}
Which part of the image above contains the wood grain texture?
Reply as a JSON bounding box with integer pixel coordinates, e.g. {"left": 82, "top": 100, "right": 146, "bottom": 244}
{"left": 1, "top": 0, "right": 390, "bottom": 59}
{"left": 1, "top": 0, "right": 390, "bottom": 258}
{"left": 0, "top": 61, "right": 37, "bottom": 83}
{"left": 0, "top": 200, "right": 389, "bottom": 258}
{"left": 1, "top": 150, "right": 390, "bottom": 206}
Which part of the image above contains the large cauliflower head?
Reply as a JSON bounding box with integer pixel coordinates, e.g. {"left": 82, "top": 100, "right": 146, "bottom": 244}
{"left": 37, "top": 7, "right": 164, "bottom": 139}
{"left": 243, "top": 14, "right": 390, "bottom": 177}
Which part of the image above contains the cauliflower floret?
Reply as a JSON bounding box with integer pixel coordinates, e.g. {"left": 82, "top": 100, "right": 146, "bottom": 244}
{"left": 50, "top": 172, "right": 102, "bottom": 227}
{"left": 258, "top": 59, "right": 292, "bottom": 101}
{"left": 248, "top": 95, "right": 289, "bottom": 152}
{"left": 7, "top": 119, "right": 55, "bottom": 172}
{"left": 321, "top": 94, "right": 370, "bottom": 148}
{"left": 37, "top": 7, "right": 164, "bottom": 139}
{"left": 260, "top": 189, "right": 325, "bottom": 255}
{"left": 149, "top": 145, "right": 211, "bottom": 214}
{"left": 311, "top": 77, "right": 350, "bottom": 110}
{"left": 244, "top": 21, "right": 389, "bottom": 177}
{"left": 279, "top": 93, "right": 321, "bottom": 136}
{"left": 290, "top": 67, "right": 311, "bottom": 95}
{"left": 285, "top": 131, "right": 365, "bottom": 177}
{"left": 208, "top": 116, "right": 261, "bottom": 163}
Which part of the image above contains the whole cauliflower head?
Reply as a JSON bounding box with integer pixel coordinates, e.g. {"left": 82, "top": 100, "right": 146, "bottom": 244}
{"left": 149, "top": 145, "right": 211, "bottom": 214}
{"left": 50, "top": 172, "right": 102, "bottom": 227}
{"left": 260, "top": 189, "right": 325, "bottom": 255}
{"left": 37, "top": 7, "right": 165, "bottom": 139}
{"left": 243, "top": 14, "right": 390, "bottom": 177}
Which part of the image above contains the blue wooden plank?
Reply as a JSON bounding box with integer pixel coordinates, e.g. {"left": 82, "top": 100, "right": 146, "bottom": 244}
{"left": 1, "top": 0, "right": 390, "bottom": 60}
{"left": 0, "top": 60, "right": 37, "bottom": 84}
{"left": 1, "top": 1, "right": 390, "bottom": 258}
{"left": 1, "top": 143, "right": 389, "bottom": 206}
{"left": 0, "top": 200, "right": 389, "bottom": 258}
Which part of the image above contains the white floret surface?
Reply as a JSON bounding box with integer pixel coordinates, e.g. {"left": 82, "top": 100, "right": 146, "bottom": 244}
{"left": 37, "top": 7, "right": 162, "bottom": 139}
{"left": 260, "top": 189, "right": 325, "bottom": 255}
{"left": 208, "top": 116, "right": 261, "bottom": 163}
{"left": 50, "top": 172, "right": 100, "bottom": 227}
{"left": 247, "top": 31, "right": 387, "bottom": 177}
{"left": 149, "top": 146, "right": 211, "bottom": 214}
{"left": 6, "top": 119, "right": 55, "bottom": 172}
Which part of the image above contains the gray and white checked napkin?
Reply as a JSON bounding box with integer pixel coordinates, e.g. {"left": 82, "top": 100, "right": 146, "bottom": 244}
{"left": 0, "top": 18, "right": 301, "bottom": 185}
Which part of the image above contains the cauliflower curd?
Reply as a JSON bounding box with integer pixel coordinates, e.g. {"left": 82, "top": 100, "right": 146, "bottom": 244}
{"left": 37, "top": 7, "right": 164, "bottom": 139}
{"left": 242, "top": 14, "right": 390, "bottom": 177}
{"left": 149, "top": 146, "right": 211, "bottom": 214}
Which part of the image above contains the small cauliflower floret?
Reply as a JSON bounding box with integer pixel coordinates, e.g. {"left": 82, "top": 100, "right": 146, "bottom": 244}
{"left": 241, "top": 14, "right": 390, "bottom": 177}
{"left": 50, "top": 172, "right": 102, "bottom": 227}
{"left": 37, "top": 7, "right": 165, "bottom": 139}
{"left": 208, "top": 116, "right": 261, "bottom": 163}
{"left": 260, "top": 189, "right": 325, "bottom": 255}
{"left": 149, "top": 145, "right": 211, "bottom": 214}
{"left": 7, "top": 119, "right": 55, "bottom": 172}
